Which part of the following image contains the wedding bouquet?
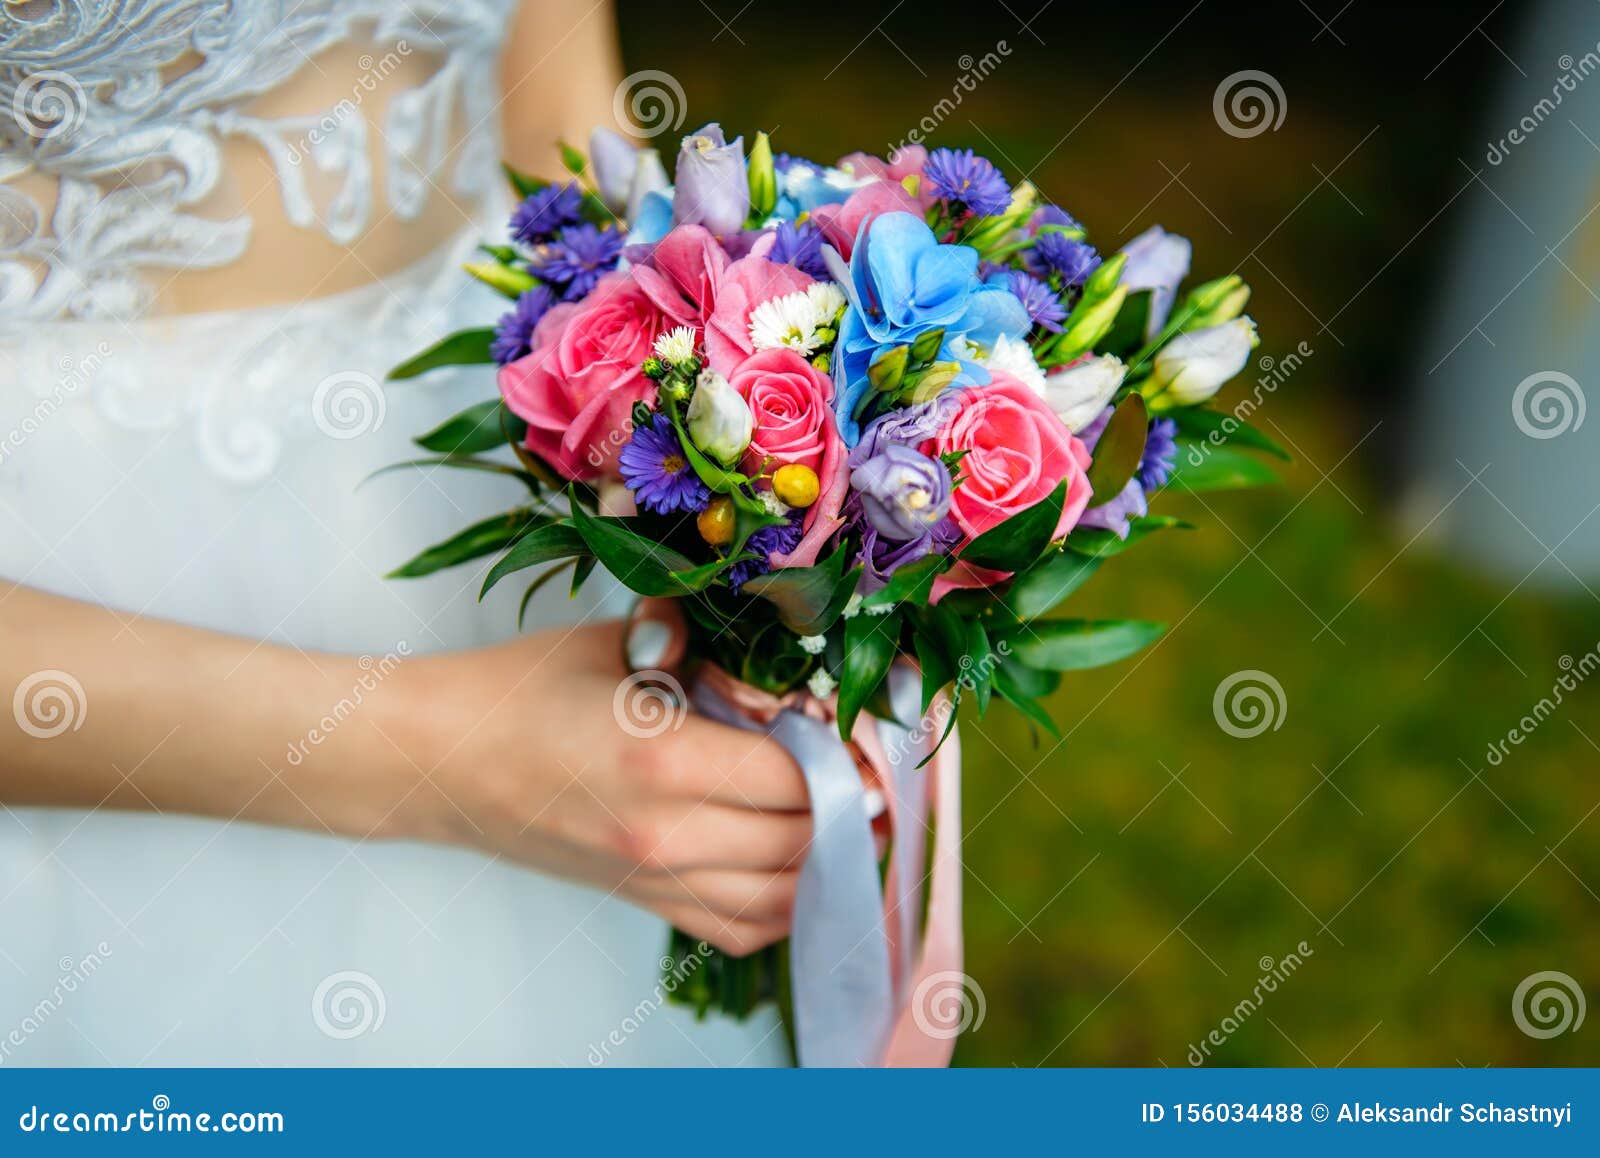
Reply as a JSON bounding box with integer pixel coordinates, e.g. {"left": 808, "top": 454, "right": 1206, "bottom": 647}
{"left": 385, "top": 123, "right": 1281, "bottom": 1065}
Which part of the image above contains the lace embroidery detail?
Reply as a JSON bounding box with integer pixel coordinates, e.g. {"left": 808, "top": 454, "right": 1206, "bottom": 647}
{"left": 0, "top": 0, "right": 517, "bottom": 325}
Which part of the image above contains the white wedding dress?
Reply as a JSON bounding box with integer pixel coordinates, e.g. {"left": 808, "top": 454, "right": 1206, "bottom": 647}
{"left": 0, "top": 0, "right": 784, "bottom": 1065}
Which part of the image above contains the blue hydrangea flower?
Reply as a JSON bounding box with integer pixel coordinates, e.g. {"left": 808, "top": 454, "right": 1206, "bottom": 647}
{"left": 1138, "top": 417, "right": 1179, "bottom": 491}
{"left": 529, "top": 223, "right": 625, "bottom": 300}
{"left": 997, "top": 270, "right": 1067, "bottom": 333}
{"left": 766, "top": 219, "right": 828, "bottom": 278}
{"left": 618, "top": 414, "right": 711, "bottom": 515}
{"left": 490, "top": 285, "right": 556, "bottom": 365}
{"left": 728, "top": 513, "right": 806, "bottom": 589}
{"left": 923, "top": 148, "right": 1012, "bottom": 217}
{"left": 510, "top": 182, "right": 583, "bottom": 244}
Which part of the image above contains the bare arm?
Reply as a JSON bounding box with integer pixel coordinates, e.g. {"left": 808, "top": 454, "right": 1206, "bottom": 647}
{"left": 499, "top": 0, "right": 627, "bottom": 174}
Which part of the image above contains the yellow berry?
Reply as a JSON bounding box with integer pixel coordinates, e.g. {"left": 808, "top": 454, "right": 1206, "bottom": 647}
{"left": 772, "top": 463, "right": 820, "bottom": 508}
{"left": 697, "top": 497, "right": 736, "bottom": 546}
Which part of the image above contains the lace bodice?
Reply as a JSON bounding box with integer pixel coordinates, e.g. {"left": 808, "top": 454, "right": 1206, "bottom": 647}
{"left": 0, "top": 0, "right": 518, "bottom": 326}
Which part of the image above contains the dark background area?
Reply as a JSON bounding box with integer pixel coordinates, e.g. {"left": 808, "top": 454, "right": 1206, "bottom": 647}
{"left": 615, "top": 0, "right": 1600, "bottom": 1067}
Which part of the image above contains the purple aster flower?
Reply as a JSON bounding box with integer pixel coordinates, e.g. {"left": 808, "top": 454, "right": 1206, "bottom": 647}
{"left": 728, "top": 513, "right": 806, "bottom": 590}
{"left": 1027, "top": 231, "right": 1101, "bottom": 286}
{"left": 999, "top": 270, "right": 1067, "bottom": 333}
{"left": 618, "top": 414, "right": 711, "bottom": 516}
{"left": 1076, "top": 477, "right": 1148, "bottom": 540}
{"left": 1028, "top": 204, "right": 1081, "bottom": 235}
{"left": 924, "top": 148, "right": 1012, "bottom": 217}
{"left": 1138, "top": 417, "right": 1179, "bottom": 491}
{"left": 510, "top": 182, "right": 583, "bottom": 245}
{"left": 529, "top": 223, "right": 625, "bottom": 300}
{"left": 766, "top": 219, "right": 828, "bottom": 279}
{"left": 490, "top": 285, "right": 556, "bottom": 365}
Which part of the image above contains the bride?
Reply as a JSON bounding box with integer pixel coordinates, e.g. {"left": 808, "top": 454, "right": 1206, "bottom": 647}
{"left": 0, "top": 0, "right": 800, "bottom": 1065}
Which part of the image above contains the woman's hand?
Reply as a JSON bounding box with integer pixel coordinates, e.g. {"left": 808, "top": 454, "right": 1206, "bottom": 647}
{"left": 388, "top": 620, "right": 812, "bottom": 956}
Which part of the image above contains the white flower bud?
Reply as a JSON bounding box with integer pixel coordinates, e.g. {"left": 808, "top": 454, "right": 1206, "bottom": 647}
{"left": 1043, "top": 354, "right": 1126, "bottom": 432}
{"left": 686, "top": 368, "right": 753, "bottom": 466}
{"left": 1145, "top": 317, "right": 1258, "bottom": 409}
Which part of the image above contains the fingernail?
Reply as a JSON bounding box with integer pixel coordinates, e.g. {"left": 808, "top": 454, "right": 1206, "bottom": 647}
{"left": 627, "top": 618, "right": 672, "bottom": 671}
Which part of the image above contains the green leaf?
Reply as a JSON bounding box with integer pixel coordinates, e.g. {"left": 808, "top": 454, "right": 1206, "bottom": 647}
{"left": 502, "top": 163, "right": 547, "bottom": 199}
{"left": 569, "top": 499, "right": 699, "bottom": 597}
{"left": 481, "top": 522, "right": 589, "bottom": 597}
{"left": 558, "top": 140, "right": 587, "bottom": 175}
{"left": 1095, "top": 288, "right": 1152, "bottom": 358}
{"left": 1169, "top": 441, "right": 1281, "bottom": 492}
{"left": 993, "top": 660, "right": 1062, "bottom": 736}
{"left": 1002, "top": 549, "right": 1103, "bottom": 620}
{"left": 518, "top": 560, "right": 579, "bottom": 629}
{"left": 389, "top": 329, "right": 495, "bottom": 380}
{"left": 740, "top": 547, "right": 857, "bottom": 635}
{"left": 967, "top": 620, "right": 993, "bottom": 717}
{"left": 388, "top": 509, "right": 542, "bottom": 579}
{"left": 1083, "top": 393, "right": 1148, "bottom": 509}
{"left": 570, "top": 554, "right": 597, "bottom": 597}
{"left": 913, "top": 629, "right": 955, "bottom": 713}
{"left": 363, "top": 456, "right": 542, "bottom": 492}
{"left": 1001, "top": 618, "right": 1166, "bottom": 671}
{"left": 838, "top": 610, "right": 902, "bottom": 740}
{"left": 1064, "top": 515, "right": 1193, "bottom": 559}
{"left": 1172, "top": 407, "right": 1291, "bottom": 461}
{"left": 861, "top": 552, "right": 948, "bottom": 610}
{"left": 961, "top": 479, "right": 1069, "bottom": 572}
{"left": 415, "top": 399, "right": 523, "bottom": 456}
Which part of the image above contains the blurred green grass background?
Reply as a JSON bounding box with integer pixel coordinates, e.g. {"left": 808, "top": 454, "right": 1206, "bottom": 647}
{"left": 617, "top": 0, "right": 1600, "bottom": 1066}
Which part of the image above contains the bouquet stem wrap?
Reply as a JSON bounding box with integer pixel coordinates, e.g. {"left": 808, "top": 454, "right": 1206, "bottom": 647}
{"left": 692, "top": 663, "right": 963, "bottom": 1067}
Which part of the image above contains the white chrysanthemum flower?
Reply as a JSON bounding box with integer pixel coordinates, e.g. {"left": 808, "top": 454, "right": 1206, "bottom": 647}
{"left": 981, "top": 333, "right": 1049, "bottom": 397}
{"left": 806, "top": 281, "right": 847, "bottom": 324}
{"left": 807, "top": 668, "right": 839, "bottom": 699}
{"left": 797, "top": 634, "right": 827, "bottom": 655}
{"left": 654, "top": 325, "right": 698, "bottom": 365}
{"left": 842, "top": 593, "right": 864, "bottom": 619}
{"left": 749, "top": 290, "right": 828, "bottom": 355}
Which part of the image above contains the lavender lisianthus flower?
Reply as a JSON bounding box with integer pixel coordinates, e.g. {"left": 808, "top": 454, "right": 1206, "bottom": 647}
{"left": 1119, "top": 226, "right": 1192, "bottom": 339}
{"left": 529, "top": 223, "right": 625, "bottom": 300}
{"left": 997, "top": 270, "right": 1067, "bottom": 333}
{"left": 850, "top": 495, "right": 963, "bottom": 593}
{"left": 1076, "top": 477, "right": 1149, "bottom": 540}
{"left": 728, "top": 513, "right": 806, "bottom": 589}
{"left": 849, "top": 394, "right": 960, "bottom": 465}
{"left": 672, "top": 123, "right": 749, "bottom": 238}
{"left": 489, "top": 285, "right": 557, "bottom": 365}
{"left": 619, "top": 414, "right": 711, "bottom": 515}
{"left": 852, "top": 443, "right": 953, "bottom": 540}
{"left": 766, "top": 220, "right": 828, "bottom": 278}
{"left": 510, "top": 182, "right": 583, "bottom": 244}
{"left": 1138, "top": 417, "right": 1179, "bottom": 491}
{"left": 924, "top": 148, "right": 1012, "bottom": 216}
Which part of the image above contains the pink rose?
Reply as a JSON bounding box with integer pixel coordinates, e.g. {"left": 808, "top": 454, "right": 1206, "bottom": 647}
{"left": 838, "top": 145, "right": 928, "bottom": 187}
{"left": 630, "top": 224, "right": 729, "bottom": 329}
{"left": 729, "top": 349, "right": 848, "bottom": 567}
{"left": 810, "top": 181, "right": 923, "bottom": 259}
{"left": 702, "top": 255, "right": 814, "bottom": 375}
{"left": 498, "top": 275, "right": 664, "bottom": 481}
{"left": 922, "top": 370, "right": 1092, "bottom": 589}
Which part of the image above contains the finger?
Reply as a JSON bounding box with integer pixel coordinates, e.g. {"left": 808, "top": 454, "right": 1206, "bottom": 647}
{"left": 636, "top": 805, "right": 811, "bottom": 872}
{"left": 635, "top": 868, "right": 800, "bottom": 922}
{"left": 682, "top": 720, "right": 811, "bottom": 811}
{"left": 657, "top": 903, "right": 790, "bottom": 958}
